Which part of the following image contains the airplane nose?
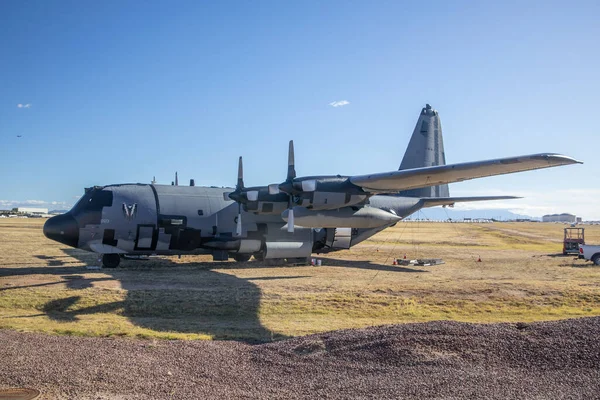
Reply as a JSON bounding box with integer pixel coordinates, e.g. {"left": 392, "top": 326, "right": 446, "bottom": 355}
{"left": 43, "top": 213, "right": 79, "bottom": 248}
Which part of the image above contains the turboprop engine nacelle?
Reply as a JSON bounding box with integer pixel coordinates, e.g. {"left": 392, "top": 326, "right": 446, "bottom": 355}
{"left": 281, "top": 206, "right": 401, "bottom": 229}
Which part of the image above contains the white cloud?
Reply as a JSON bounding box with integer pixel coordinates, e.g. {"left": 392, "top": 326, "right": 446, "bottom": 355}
{"left": 17, "top": 103, "right": 31, "bottom": 108}
{"left": 25, "top": 200, "right": 46, "bottom": 205}
{"left": 329, "top": 100, "right": 350, "bottom": 107}
{"left": 0, "top": 200, "right": 71, "bottom": 209}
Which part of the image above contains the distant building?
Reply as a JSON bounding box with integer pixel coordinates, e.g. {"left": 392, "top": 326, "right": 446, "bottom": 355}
{"left": 13, "top": 207, "right": 49, "bottom": 215}
{"left": 542, "top": 213, "right": 577, "bottom": 223}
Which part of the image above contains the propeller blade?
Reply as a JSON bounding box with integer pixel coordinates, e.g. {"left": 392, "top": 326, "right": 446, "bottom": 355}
{"left": 237, "top": 156, "right": 244, "bottom": 190}
{"left": 236, "top": 214, "right": 242, "bottom": 236}
{"left": 235, "top": 203, "right": 243, "bottom": 236}
{"left": 287, "top": 207, "right": 294, "bottom": 233}
{"left": 287, "top": 140, "right": 296, "bottom": 181}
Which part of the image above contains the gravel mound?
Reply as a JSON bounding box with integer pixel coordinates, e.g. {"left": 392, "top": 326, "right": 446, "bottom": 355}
{"left": 1, "top": 318, "right": 599, "bottom": 399}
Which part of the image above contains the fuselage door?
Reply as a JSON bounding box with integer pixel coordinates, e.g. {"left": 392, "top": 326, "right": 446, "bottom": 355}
{"left": 135, "top": 224, "right": 156, "bottom": 250}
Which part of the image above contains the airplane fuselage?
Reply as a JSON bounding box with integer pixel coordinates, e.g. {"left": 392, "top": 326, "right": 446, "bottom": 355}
{"left": 43, "top": 184, "right": 422, "bottom": 266}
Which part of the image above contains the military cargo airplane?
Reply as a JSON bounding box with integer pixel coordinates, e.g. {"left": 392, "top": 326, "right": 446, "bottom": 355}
{"left": 44, "top": 105, "right": 581, "bottom": 268}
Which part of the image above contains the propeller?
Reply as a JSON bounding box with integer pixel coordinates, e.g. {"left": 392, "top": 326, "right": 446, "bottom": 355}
{"left": 285, "top": 141, "right": 296, "bottom": 233}
{"left": 231, "top": 157, "right": 244, "bottom": 236}
{"left": 233, "top": 140, "right": 316, "bottom": 234}
{"left": 229, "top": 156, "right": 261, "bottom": 237}
{"left": 272, "top": 141, "right": 296, "bottom": 233}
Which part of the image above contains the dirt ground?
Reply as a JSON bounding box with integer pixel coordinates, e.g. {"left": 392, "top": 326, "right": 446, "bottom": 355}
{"left": 1, "top": 317, "right": 599, "bottom": 399}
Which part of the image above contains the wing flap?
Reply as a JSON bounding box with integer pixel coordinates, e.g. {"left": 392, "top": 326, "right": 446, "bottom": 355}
{"left": 351, "top": 153, "right": 581, "bottom": 192}
{"left": 420, "top": 196, "right": 520, "bottom": 208}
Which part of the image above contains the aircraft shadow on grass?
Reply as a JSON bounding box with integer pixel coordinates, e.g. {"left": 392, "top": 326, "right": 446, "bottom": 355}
{"left": 542, "top": 254, "right": 597, "bottom": 268}
{"left": 1, "top": 249, "right": 426, "bottom": 343}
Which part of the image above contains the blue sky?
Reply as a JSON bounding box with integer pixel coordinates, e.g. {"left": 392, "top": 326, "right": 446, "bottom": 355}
{"left": 1, "top": 1, "right": 599, "bottom": 218}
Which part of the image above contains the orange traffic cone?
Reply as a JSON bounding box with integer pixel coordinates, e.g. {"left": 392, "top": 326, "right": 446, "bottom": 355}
{"left": 477, "top": 255, "right": 482, "bottom": 262}
{"left": 403, "top": 253, "right": 407, "bottom": 259}
{"left": 393, "top": 258, "right": 398, "bottom": 265}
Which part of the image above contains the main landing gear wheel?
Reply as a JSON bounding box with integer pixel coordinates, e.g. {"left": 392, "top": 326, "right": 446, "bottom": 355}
{"left": 233, "top": 253, "right": 252, "bottom": 262}
{"left": 102, "top": 254, "right": 121, "bottom": 268}
{"left": 253, "top": 252, "right": 265, "bottom": 261}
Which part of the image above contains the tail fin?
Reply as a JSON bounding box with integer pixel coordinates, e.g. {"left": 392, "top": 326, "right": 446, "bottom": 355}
{"left": 397, "top": 104, "right": 449, "bottom": 198}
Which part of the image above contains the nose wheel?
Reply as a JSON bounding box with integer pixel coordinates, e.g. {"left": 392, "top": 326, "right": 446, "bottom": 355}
{"left": 102, "top": 254, "right": 121, "bottom": 268}
{"left": 233, "top": 253, "right": 252, "bottom": 262}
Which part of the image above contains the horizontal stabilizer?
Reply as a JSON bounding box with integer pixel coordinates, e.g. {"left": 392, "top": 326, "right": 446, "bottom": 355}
{"left": 351, "top": 153, "right": 581, "bottom": 193}
{"left": 420, "top": 196, "right": 520, "bottom": 208}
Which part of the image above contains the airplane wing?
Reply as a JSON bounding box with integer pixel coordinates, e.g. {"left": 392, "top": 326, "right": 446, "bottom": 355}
{"left": 419, "top": 196, "right": 520, "bottom": 208}
{"left": 350, "top": 153, "right": 581, "bottom": 193}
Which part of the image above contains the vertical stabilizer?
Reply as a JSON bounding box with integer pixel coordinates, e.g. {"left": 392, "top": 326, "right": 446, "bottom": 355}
{"left": 398, "top": 104, "right": 449, "bottom": 197}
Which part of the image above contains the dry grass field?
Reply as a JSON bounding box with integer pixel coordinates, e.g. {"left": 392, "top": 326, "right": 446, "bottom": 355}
{"left": 1, "top": 218, "right": 599, "bottom": 342}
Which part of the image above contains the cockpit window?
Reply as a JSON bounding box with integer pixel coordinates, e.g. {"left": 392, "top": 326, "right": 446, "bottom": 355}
{"left": 69, "top": 194, "right": 88, "bottom": 214}
{"left": 70, "top": 189, "right": 113, "bottom": 215}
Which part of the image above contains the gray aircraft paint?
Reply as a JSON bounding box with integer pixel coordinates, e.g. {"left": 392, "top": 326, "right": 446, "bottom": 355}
{"left": 43, "top": 105, "right": 581, "bottom": 267}
{"left": 282, "top": 206, "right": 401, "bottom": 229}
{"left": 350, "top": 153, "right": 577, "bottom": 192}
{"left": 397, "top": 104, "right": 449, "bottom": 198}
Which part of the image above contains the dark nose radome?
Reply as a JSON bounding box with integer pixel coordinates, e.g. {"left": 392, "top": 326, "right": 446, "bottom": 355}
{"left": 43, "top": 213, "right": 79, "bottom": 248}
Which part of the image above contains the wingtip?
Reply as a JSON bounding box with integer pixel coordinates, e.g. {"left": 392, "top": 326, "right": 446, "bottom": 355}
{"left": 534, "top": 153, "right": 583, "bottom": 165}
{"left": 556, "top": 154, "right": 583, "bottom": 165}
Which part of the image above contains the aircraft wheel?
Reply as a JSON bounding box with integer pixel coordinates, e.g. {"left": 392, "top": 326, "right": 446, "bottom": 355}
{"left": 592, "top": 254, "right": 600, "bottom": 266}
{"left": 253, "top": 252, "right": 265, "bottom": 261}
{"left": 233, "top": 253, "right": 251, "bottom": 262}
{"left": 102, "top": 254, "right": 121, "bottom": 268}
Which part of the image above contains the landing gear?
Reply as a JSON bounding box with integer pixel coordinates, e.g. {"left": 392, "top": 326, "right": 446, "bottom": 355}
{"left": 233, "top": 253, "right": 252, "bottom": 262}
{"left": 102, "top": 253, "right": 121, "bottom": 268}
{"left": 253, "top": 252, "right": 265, "bottom": 261}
